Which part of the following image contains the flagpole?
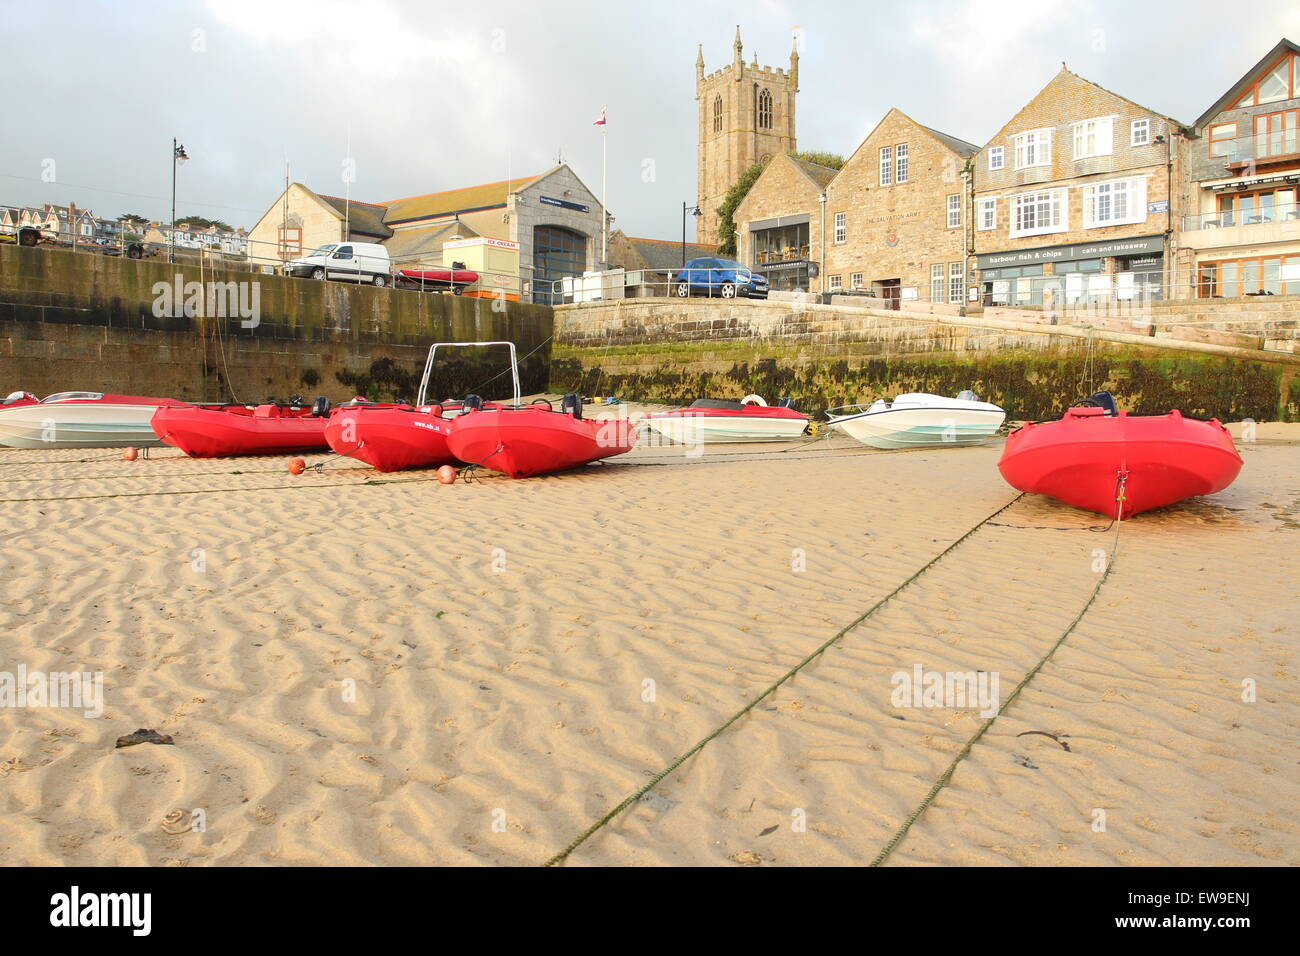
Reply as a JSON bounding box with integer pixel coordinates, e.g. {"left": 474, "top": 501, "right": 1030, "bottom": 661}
{"left": 601, "top": 108, "right": 607, "bottom": 268}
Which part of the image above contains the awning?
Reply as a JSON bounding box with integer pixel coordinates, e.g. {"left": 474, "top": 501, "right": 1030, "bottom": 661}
{"left": 748, "top": 213, "right": 810, "bottom": 232}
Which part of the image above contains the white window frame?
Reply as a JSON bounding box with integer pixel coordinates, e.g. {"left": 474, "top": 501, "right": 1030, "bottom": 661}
{"left": 879, "top": 146, "right": 893, "bottom": 186}
{"left": 1131, "top": 118, "right": 1150, "bottom": 146}
{"left": 1009, "top": 188, "right": 1069, "bottom": 238}
{"left": 828, "top": 274, "right": 843, "bottom": 291}
{"left": 946, "top": 194, "right": 961, "bottom": 228}
{"left": 1013, "top": 129, "right": 1053, "bottom": 169}
{"left": 834, "top": 212, "right": 846, "bottom": 244}
{"left": 949, "top": 262, "right": 963, "bottom": 304}
{"left": 931, "top": 263, "right": 945, "bottom": 303}
{"left": 1082, "top": 177, "right": 1148, "bottom": 229}
{"left": 977, "top": 198, "right": 996, "bottom": 231}
{"left": 895, "top": 143, "right": 909, "bottom": 183}
{"left": 988, "top": 146, "right": 1004, "bottom": 170}
{"left": 1072, "top": 117, "right": 1114, "bottom": 159}
{"left": 850, "top": 272, "right": 863, "bottom": 290}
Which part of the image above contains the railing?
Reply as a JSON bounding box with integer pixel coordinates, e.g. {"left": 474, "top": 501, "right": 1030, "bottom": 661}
{"left": 1182, "top": 202, "right": 1300, "bottom": 230}
{"left": 1210, "top": 129, "right": 1300, "bottom": 167}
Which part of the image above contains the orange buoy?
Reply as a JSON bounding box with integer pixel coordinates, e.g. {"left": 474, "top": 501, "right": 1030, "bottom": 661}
{"left": 436, "top": 465, "right": 457, "bottom": 484}
{"left": 122, "top": 446, "right": 139, "bottom": 461}
{"left": 288, "top": 457, "right": 306, "bottom": 475}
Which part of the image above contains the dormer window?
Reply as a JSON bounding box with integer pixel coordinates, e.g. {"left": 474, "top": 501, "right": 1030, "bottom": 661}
{"left": 1013, "top": 129, "right": 1052, "bottom": 169}
{"left": 1072, "top": 118, "right": 1113, "bottom": 159}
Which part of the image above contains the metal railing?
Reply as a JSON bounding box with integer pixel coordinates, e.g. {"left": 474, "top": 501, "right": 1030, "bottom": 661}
{"left": 1182, "top": 202, "right": 1300, "bottom": 231}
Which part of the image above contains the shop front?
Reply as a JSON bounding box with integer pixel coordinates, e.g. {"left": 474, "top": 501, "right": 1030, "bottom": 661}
{"left": 748, "top": 214, "right": 814, "bottom": 292}
{"left": 976, "top": 235, "right": 1166, "bottom": 308}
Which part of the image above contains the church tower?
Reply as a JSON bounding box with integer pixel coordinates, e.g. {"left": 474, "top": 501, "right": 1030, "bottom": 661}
{"left": 695, "top": 26, "right": 799, "bottom": 246}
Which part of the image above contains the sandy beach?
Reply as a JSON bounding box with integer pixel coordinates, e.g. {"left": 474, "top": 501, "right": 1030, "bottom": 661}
{"left": 0, "top": 412, "right": 1296, "bottom": 867}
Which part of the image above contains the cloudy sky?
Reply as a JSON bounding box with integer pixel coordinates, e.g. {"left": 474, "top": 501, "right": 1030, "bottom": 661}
{"left": 4, "top": 0, "right": 1297, "bottom": 240}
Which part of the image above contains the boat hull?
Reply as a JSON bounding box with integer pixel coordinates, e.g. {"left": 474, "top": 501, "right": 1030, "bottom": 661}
{"left": 997, "top": 409, "right": 1243, "bottom": 518}
{"left": 641, "top": 409, "right": 808, "bottom": 444}
{"left": 151, "top": 405, "right": 329, "bottom": 457}
{"left": 829, "top": 406, "right": 1005, "bottom": 449}
{"left": 324, "top": 404, "right": 458, "bottom": 472}
{"left": 446, "top": 407, "right": 637, "bottom": 478}
{"left": 0, "top": 397, "right": 175, "bottom": 448}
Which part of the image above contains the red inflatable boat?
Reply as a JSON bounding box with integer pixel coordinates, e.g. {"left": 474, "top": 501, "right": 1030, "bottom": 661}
{"left": 151, "top": 402, "right": 330, "bottom": 457}
{"left": 324, "top": 401, "right": 461, "bottom": 472}
{"left": 446, "top": 398, "right": 638, "bottom": 478}
{"left": 396, "top": 268, "right": 479, "bottom": 293}
{"left": 997, "top": 397, "right": 1243, "bottom": 519}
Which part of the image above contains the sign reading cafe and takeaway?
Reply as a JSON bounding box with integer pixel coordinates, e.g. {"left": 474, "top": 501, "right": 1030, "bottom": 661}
{"left": 975, "top": 235, "right": 1164, "bottom": 270}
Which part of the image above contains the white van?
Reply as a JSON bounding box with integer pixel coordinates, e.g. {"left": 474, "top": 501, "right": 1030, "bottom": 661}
{"left": 284, "top": 242, "right": 392, "bottom": 286}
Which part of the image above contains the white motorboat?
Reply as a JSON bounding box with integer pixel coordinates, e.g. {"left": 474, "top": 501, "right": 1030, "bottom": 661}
{"left": 0, "top": 391, "right": 181, "bottom": 448}
{"left": 824, "top": 391, "right": 1006, "bottom": 449}
{"left": 639, "top": 395, "right": 809, "bottom": 444}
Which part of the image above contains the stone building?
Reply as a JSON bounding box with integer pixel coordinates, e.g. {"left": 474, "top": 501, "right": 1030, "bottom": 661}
{"left": 1175, "top": 38, "right": 1300, "bottom": 299}
{"left": 247, "top": 165, "right": 606, "bottom": 303}
{"left": 972, "top": 67, "right": 1186, "bottom": 309}
{"left": 732, "top": 153, "right": 836, "bottom": 291}
{"left": 695, "top": 26, "right": 798, "bottom": 246}
{"left": 823, "top": 109, "right": 978, "bottom": 306}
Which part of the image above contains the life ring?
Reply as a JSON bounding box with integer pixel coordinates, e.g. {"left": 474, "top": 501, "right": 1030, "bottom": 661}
{"left": 740, "top": 394, "right": 768, "bottom": 407}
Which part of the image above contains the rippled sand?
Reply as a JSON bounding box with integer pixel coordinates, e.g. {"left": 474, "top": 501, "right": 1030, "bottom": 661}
{"left": 0, "top": 420, "right": 1296, "bottom": 866}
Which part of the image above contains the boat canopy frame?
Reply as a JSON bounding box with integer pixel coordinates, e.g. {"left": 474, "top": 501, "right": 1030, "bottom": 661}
{"left": 417, "top": 341, "right": 521, "bottom": 408}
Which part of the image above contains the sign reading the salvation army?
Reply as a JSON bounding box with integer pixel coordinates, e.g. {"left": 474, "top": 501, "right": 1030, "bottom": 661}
{"left": 975, "top": 234, "right": 1164, "bottom": 270}
{"left": 540, "top": 196, "right": 590, "bottom": 213}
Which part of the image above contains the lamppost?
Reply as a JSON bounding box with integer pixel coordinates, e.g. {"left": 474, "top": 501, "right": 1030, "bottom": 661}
{"left": 681, "top": 201, "right": 701, "bottom": 268}
{"left": 170, "top": 138, "right": 189, "bottom": 263}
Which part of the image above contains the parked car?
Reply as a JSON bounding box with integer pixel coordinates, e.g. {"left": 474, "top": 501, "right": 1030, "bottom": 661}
{"left": 284, "top": 242, "right": 392, "bottom": 287}
{"left": 673, "top": 257, "right": 769, "bottom": 299}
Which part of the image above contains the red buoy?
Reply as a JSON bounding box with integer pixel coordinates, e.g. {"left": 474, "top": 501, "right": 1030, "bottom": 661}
{"left": 436, "top": 465, "right": 457, "bottom": 484}
{"left": 122, "top": 447, "right": 139, "bottom": 461}
{"left": 288, "top": 457, "right": 306, "bottom": 475}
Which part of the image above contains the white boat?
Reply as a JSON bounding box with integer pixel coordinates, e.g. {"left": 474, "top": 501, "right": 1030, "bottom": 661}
{"left": 639, "top": 395, "right": 809, "bottom": 444}
{"left": 0, "top": 391, "right": 180, "bottom": 448}
{"left": 825, "top": 391, "right": 1006, "bottom": 449}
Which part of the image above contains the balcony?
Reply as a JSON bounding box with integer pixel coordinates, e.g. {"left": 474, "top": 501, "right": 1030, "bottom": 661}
{"left": 1211, "top": 130, "right": 1300, "bottom": 171}
{"left": 1180, "top": 201, "right": 1300, "bottom": 250}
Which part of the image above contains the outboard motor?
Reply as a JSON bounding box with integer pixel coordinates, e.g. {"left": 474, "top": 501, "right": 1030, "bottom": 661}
{"left": 1085, "top": 391, "right": 1118, "bottom": 416}
{"left": 560, "top": 393, "right": 583, "bottom": 419}
{"left": 461, "top": 394, "right": 483, "bottom": 414}
{"left": 311, "top": 396, "right": 331, "bottom": 418}
{"left": 956, "top": 390, "right": 978, "bottom": 402}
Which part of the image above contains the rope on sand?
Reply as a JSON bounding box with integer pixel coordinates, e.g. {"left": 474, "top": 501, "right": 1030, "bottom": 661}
{"left": 541, "top": 492, "right": 1027, "bottom": 867}
{"left": 869, "top": 476, "right": 1127, "bottom": 866}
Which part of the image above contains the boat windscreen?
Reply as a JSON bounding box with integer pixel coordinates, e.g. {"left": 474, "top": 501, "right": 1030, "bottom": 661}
{"left": 689, "top": 398, "right": 745, "bottom": 410}
{"left": 42, "top": 391, "right": 103, "bottom": 402}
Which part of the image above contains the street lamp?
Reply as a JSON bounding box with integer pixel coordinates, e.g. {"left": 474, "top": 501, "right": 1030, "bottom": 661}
{"left": 170, "top": 138, "right": 189, "bottom": 263}
{"left": 681, "top": 201, "right": 702, "bottom": 268}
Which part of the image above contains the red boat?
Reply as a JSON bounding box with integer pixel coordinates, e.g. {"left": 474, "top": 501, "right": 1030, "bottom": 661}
{"left": 997, "top": 395, "right": 1243, "bottom": 519}
{"left": 396, "top": 268, "right": 479, "bottom": 294}
{"left": 446, "top": 398, "right": 638, "bottom": 478}
{"left": 151, "top": 402, "right": 330, "bottom": 457}
{"left": 324, "top": 400, "right": 461, "bottom": 472}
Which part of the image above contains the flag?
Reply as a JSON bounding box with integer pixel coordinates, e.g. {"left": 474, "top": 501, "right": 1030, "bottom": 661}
{"left": 593, "top": 107, "right": 606, "bottom": 126}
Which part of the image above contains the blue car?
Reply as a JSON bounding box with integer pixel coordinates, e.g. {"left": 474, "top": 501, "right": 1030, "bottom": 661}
{"left": 673, "top": 257, "right": 769, "bottom": 299}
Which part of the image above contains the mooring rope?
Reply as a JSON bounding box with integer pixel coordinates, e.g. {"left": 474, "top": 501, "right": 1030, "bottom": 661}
{"left": 541, "top": 491, "right": 1027, "bottom": 867}
{"left": 869, "top": 474, "right": 1127, "bottom": 866}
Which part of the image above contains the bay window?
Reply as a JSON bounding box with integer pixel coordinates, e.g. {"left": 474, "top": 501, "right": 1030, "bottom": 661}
{"left": 1083, "top": 178, "right": 1147, "bottom": 228}
{"left": 1010, "top": 189, "right": 1067, "bottom": 238}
